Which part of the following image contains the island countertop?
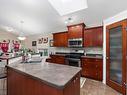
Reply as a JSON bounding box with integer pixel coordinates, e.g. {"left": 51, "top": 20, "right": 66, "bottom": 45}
{"left": 7, "top": 62, "right": 81, "bottom": 89}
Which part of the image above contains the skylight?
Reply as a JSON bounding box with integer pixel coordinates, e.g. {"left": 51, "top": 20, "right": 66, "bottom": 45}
{"left": 48, "top": 0, "right": 88, "bottom": 16}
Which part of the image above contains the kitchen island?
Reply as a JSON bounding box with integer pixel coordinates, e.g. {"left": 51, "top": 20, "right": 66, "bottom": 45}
{"left": 7, "top": 62, "right": 81, "bottom": 95}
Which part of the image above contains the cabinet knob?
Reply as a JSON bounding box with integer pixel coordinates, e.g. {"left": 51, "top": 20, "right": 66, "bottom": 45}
{"left": 106, "top": 57, "right": 109, "bottom": 59}
{"left": 74, "top": 79, "right": 76, "bottom": 83}
{"left": 124, "top": 82, "right": 127, "bottom": 86}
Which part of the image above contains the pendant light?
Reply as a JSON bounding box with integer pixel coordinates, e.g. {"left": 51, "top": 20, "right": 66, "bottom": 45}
{"left": 17, "top": 21, "right": 26, "bottom": 40}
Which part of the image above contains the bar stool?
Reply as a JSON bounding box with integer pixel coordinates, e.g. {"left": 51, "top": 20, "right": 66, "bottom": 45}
{"left": 0, "top": 67, "right": 7, "bottom": 95}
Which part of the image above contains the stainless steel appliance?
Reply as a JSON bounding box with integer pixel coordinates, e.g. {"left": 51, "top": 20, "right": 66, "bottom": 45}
{"left": 68, "top": 38, "right": 83, "bottom": 48}
{"left": 65, "top": 53, "right": 84, "bottom": 67}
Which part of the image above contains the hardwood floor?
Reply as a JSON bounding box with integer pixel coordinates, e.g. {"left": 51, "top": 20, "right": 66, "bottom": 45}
{"left": 0, "top": 78, "right": 121, "bottom": 95}
{"left": 81, "top": 79, "right": 121, "bottom": 95}
{"left": 0, "top": 79, "right": 6, "bottom": 95}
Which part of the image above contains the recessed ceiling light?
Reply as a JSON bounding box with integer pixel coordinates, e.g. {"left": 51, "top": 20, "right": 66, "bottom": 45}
{"left": 64, "top": 18, "right": 73, "bottom": 24}
{"left": 48, "top": 0, "right": 88, "bottom": 16}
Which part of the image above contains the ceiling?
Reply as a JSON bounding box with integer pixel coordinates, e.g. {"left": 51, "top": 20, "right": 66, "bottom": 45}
{"left": 0, "top": 0, "right": 127, "bottom": 36}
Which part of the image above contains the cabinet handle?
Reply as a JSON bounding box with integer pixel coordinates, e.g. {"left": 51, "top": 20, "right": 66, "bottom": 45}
{"left": 76, "top": 77, "right": 78, "bottom": 80}
{"left": 74, "top": 79, "right": 76, "bottom": 83}
{"left": 124, "top": 82, "right": 127, "bottom": 86}
{"left": 106, "top": 57, "right": 109, "bottom": 59}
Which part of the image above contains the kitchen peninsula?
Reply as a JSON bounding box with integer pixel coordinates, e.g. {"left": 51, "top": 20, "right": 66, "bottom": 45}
{"left": 7, "top": 62, "right": 81, "bottom": 95}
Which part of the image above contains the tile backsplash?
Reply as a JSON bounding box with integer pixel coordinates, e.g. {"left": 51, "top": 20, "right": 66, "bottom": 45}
{"left": 49, "top": 47, "right": 103, "bottom": 55}
{"left": 85, "top": 47, "right": 103, "bottom": 54}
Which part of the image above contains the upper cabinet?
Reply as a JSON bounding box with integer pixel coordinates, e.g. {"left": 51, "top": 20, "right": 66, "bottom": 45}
{"left": 52, "top": 23, "right": 103, "bottom": 47}
{"left": 53, "top": 32, "right": 68, "bottom": 47}
{"left": 84, "top": 26, "right": 103, "bottom": 47}
{"left": 67, "top": 23, "right": 85, "bottom": 39}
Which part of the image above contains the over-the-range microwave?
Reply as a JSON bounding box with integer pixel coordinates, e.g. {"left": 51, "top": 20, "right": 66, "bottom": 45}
{"left": 68, "top": 38, "right": 83, "bottom": 48}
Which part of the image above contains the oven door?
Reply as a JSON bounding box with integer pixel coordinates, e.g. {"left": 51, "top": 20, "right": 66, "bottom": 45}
{"left": 66, "top": 58, "right": 81, "bottom": 67}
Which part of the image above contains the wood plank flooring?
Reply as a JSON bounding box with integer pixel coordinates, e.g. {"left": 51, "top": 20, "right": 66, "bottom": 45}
{"left": 81, "top": 79, "right": 121, "bottom": 95}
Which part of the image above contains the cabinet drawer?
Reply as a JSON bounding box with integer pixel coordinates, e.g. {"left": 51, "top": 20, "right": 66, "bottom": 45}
{"left": 82, "top": 61, "right": 102, "bottom": 70}
{"left": 82, "top": 58, "right": 102, "bottom": 62}
{"left": 82, "top": 69, "right": 102, "bottom": 80}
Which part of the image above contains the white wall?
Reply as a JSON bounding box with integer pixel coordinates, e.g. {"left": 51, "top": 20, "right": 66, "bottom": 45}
{"left": 24, "top": 34, "right": 52, "bottom": 55}
{"left": 0, "top": 29, "right": 18, "bottom": 41}
{"left": 103, "top": 10, "right": 127, "bottom": 84}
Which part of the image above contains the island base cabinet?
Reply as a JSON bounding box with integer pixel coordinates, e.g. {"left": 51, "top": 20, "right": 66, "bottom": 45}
{"left": 63, "top": 73, "right": 80, "bottom": 95}
{"left": 7, "top": 68, "right": 80, "bottom": 95}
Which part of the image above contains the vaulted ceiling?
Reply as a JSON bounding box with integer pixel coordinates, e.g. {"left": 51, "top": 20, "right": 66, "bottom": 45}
{"left": 0, "top": 0, "right": 127, "bottom": 36}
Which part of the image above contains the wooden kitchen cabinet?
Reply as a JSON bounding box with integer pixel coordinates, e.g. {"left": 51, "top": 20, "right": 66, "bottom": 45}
{"left": 46, "top": 55, "right": 65, "bottom": 65}
{"left": 53, "top": 32, "right": 68, "bottom": 47}
{"left": 67, "top": 23, "right": 85, "bottom": 39}
{"left": 64, "top": 73, "right": 80, "bottom": 95}
{"left": 81, "top": 57, "right": 103, "bottom": 81}
{"left": 84, "top": 26, "right": 103, "bottom": 47}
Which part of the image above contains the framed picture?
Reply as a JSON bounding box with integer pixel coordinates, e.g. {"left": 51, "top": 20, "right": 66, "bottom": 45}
{"left": 32, "top": 41, "right": 37, "bottom": 46}
{"left": 49, "top": 40, "right": 53, "bottom": 47}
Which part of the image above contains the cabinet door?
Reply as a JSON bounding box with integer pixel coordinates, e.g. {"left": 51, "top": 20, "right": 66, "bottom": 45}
{"left": 81, "top": 58, "right": 103, "bottom": 81}
{"left": 93, "top": 27, "right": 103, "bottom": 46}
{"left": 84, "top": 26, "right": 103, "bottom": 47}
{"left": 106, "top": 20, "right": 127, "bottom": 95}
{"left": 53, "top": 32, "right": 68, "bottom": 47}
{"left": 67, "top": 23, "right": 85, "bottom": 39}
{"left": 74, "top": 74, "right": 80, "bottom": 95}
{"left": 50, "top": 55, "right": 65, "bottom": 65}
{"left": 53, "top": 33, "right": 60, "bottom": 47}
{"left": 63, "top": 73, "right": 80, "bottom": 95}
{"left": 55, "top": 56, "right": 65, "bottom": 64}
{"left": 60, "top": 32, "right": 68, "bottom": 47}
{"left": 84, "top": 29, "right": 93, "bottom": 47}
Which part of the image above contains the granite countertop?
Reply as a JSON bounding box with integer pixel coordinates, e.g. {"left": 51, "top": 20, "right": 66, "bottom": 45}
{"left": 50, "top": 54, "right": 66, "bottom": 57}
{"left": 51, "top": 54, "right": 103, "bottom": 59}
{"left": 0, "top": 55, "right": 22, "bottom": 60}
{"left": 7, "top": 62, "right": 81, "bottom": 89}
{"left": 81, "top": 56, "right": 103, "bottom": 59}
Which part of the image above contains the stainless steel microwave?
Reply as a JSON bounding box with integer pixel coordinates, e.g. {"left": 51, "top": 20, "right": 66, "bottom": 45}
{"left": 68, "top": 38, "right": 83, "bottom": 48}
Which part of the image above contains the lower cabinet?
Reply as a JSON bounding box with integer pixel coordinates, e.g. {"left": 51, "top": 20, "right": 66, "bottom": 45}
{"left": 81, "top": 57, "right": 103, "bottom": 81}
{"left": 64, "top": 73, "right": 80, "bottom": 95}
{"left": 46, "top": 55, "right": 66, "bottom": 65}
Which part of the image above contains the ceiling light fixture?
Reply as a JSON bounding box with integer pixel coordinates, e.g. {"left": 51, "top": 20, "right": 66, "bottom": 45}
{"left": 48, "top": 0, "right": 88, "bottom": 16}
{"left": 17, "top": 21, "right": 26, "bottom": 41}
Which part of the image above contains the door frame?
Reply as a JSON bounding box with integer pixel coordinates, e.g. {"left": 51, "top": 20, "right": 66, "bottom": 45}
{"left": 106, "top": 19, "right": 127, "bottom": 95}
